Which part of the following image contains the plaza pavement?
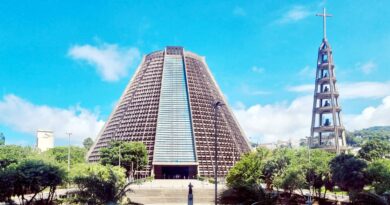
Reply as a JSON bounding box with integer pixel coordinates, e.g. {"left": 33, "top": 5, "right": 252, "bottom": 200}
{"left": 128, "top": 179, "right": 223, "bottom": 205}
{"left": 1, "top": 179, "right": 349, "bottom": 205}
{"left": 128, "top": 179, "right": 350, "bottom": 204}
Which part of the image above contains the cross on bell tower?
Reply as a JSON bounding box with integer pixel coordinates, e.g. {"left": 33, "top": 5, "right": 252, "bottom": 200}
{"left": 316, "top": 8, "right": 332, "bottom": 40}
{"left": 309, "top": 8, "right": 346, "bottom": 154}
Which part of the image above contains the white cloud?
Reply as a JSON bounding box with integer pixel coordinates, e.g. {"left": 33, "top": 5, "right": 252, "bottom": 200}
{"left": 234, "top": 95, "right": 390, "bottom": 144}
{"left": 233, "top": 6, "right": 246, "bottom": 16}
{"left": 251, "top": 66, "right": 265, "bottom": 74}
{"left": 68, "top": 43, "right": 140, "bottom": 82}
{"left": 277, "top": 6, "right": 311, "bottom": 24}
{"left": 234, "top": 96, "right": 313, "bottom": 143}
{"left": 357, "top": 61, "right": 376, "bottom": 74}
{"left": 341, "top": 81, "right": 390, "bottom": 99}
{"left": 0, "top": 94, "right": 104, "bottom": 144}
{"left": 287, "top": 81, "right": 390, "bottom": 99}
{"left": 344, "top": 96, "right": 390, "bottom": 130}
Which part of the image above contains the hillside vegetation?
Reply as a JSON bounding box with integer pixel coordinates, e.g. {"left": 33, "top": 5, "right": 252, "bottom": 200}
{"left": 346, "top": 126, "right": 390, "bottom": 146}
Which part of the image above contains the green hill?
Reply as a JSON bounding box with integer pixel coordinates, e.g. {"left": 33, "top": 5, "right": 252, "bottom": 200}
{"left": 363, "top": 126, "right": 390, "bottom": 132}
{"left": 346, "top": 126, "right": 390, "bottom": 146}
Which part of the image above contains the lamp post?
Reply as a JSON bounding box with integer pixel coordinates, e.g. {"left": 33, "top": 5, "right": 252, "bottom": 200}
{"left": 66, "top": 132, "right": 72, "bottom": 172}
{"left": 306, "top": 136, "right": 312, "bottom": 205}
{"left": 118, "top": 143, "right": 121, "bottom": 167}
{"left": 213, "top": 101, "right": 224, "bottom": 205}
{"left": 66, "top": 132, "right": 72, "bottom": 200}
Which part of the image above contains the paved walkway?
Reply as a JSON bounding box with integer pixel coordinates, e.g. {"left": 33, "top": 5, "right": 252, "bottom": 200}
{"left": 129, "top": 179, "right": 223, "bottom": 205}
{"left": 129, "top": 180, "right": 350, "bottom": 204}
{"left": 131, "top": 179, "right": 222, "bottom": 189}
{"left": 1, "top": 180, "right": 349, "bottom": 205}
{"left": 291, "top": 188, "right": 350, "bottom": 204}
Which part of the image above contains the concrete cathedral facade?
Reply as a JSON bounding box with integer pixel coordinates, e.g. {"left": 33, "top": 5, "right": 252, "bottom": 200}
{"left": 87, "top": 47, "right": 251, "bottom": 179}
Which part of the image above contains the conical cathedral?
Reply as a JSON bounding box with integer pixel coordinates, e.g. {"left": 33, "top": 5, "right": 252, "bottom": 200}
{"left": 87, "top": 46, "right": 251, "bottom": 178}
{"left": 310, "top": 8, "right": 347, "bottom": 154}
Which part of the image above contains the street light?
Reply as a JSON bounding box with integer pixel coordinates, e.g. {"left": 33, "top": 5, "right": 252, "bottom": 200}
{"left": 66, "top": 132, "right": 72, "bottom": 200}
{"left": 118, "top": 143, "right": 121, "bottom": 167}
{"left": 306, "top": 136, "right": 312, "bottom": 205}
{"left": 66, "top": 132, "right": 72, "bottom": 172}
{"left": 213, "top": 101, "right": 224, "bottom": 205}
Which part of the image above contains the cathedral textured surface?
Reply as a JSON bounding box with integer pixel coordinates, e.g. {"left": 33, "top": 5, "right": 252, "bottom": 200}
{"left": 87, "top": 46, "right": 251, "bottom": 178}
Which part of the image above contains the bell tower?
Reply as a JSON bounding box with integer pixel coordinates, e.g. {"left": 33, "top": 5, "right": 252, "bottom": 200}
{"left": 309, "top": 8, "right": 347, "bottom": 154}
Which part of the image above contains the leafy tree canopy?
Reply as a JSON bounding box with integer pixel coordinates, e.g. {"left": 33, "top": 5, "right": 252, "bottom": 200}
{"left": 366, "top": 159, "right": 390, "bottom": 194}
{"left": 0, "top": 159, "right": 65, "bottom": 204}
{"left": 0, "top": 145, "right": 35, "bottom": 169}
{"left": 226, "top": 147, "right": 270, "bottom": 188}
{"left": 100, "top": 141, "right": 148, "bottom": 177}
{"left": 219, "top": 185, "right": 277, "bottom": 205}
{"left": 43, "top": 146, "right": 86, "bottom": 166}
{"left": 83, "top": 137, "right": 94, "bottom": 150}
{"left": 70, "top": 163, "right": 126, "bottom": 186}
{"left": 70, "top": 163, "right": 131, "bottom": 205}
{"left": 262, "top": 148, "right": 295, "bottom": 190}
{"left": 346, "top": 126, "right": 390, "bottom": 146}
{"left": 358, "top": 139, "right": 390, "bottom": 161}
{"left": 274, "top": 165, "right": 307, "bottom": 195}
{"left": 0, "top": 167, "right": 16, "bottom": 202}
{"left": 270, "top": 148, "right": 307, "bottom": 195}
{"left": 330, "top": 154, "right": 368, "bottom": 194}
{"left": 352, "top": 192, "right": 389, "bottom": 205}
{"left": 300, "top": 148, "right": 335, "bottom": 198}
{"left": 0, "top": 133, "right": 5, "bottom": 145}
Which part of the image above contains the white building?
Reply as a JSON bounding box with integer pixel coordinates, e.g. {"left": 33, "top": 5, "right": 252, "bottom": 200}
{"left": 256, "top": 140, "right": 294, "bottom": 150}
{"left": 36, "top": 130, "right": 54, "bottom": 152}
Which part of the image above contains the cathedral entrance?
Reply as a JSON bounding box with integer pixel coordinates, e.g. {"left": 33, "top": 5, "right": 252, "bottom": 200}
{"left": 162, "top": 166, "right": 189, "bottom": 179}
{"left": 154, "top": 165, "right": 197, "bottom": 179}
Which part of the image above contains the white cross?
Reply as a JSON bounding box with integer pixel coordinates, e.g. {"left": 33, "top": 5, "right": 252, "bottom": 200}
{"left": 316, "top": 8, "right": 332, "bottom": 39}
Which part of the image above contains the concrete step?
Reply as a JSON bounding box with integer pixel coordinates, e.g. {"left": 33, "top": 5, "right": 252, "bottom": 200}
{"left": 128, "top": 189, "right": 218, "bottom": 204}
{"left": 128, "top": 180, "right": 225, "bottom": 205}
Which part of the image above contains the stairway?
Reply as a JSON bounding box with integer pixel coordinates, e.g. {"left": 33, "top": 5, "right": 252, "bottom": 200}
{"left": 128, "top": 179, "right": 225, "bottom": 205}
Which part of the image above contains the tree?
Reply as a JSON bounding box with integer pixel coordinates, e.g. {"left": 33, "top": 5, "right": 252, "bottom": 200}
{"left": 262, "top": 148, "right": 332, "bottom": 198}
{"left": 353, "top": 192, "right": 389, "bottom": 205}
{"left": 358, "top": 139, "right": 390, "bottom": 161}
{"left": 274, "top": 165, "right": 307, "bottom": 196}
{"left": 83, "top": 137, "right": 94, "bottom": 150}
{"left": 345, "top": 126, "right": 390, "bottom": 147}
{"left": 329, "top": 154, "right": 368, "bottom": 197}
{"left": 226, "top": 147, "right": 270, "bottom": 188}
{"left": 366, "top": 159, "right": 390, "bottom": 194}
{"left": 0, "top": 133, "right": 5, "bottom": 145}
{"left": 262, "top": 160, "right": 282, "bottom": 191}
{"left": 6, "top": 160, "right": 65, "bottom": 205}
{"left": 262, "top": 148, "right": 295, "bottom": 190}
{"left": 219, "top": 185, "right": 277, "bottom": 205}
{"left": 264, "top": 148, "right": 334, "bottom": 199}
{"left": 0, "top": 145, "right": 35, "bottom": 169}
{"left": 303, "top": 149, "right": 335, "bottom": 198}
{"left": 100, "top": 141, "right": 148, "bottom": 177}
{"left": 0, "top": 168, "right": 16, "bottom": 203}
{"left": 69, "top": 163, "right": 132, "bottom": 205}
{"left": 44, "top": 146, "right": 86, "bottom": 165}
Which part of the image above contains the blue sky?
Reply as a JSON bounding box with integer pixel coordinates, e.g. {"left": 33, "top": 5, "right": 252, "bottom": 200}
{"left": 0, "top": 0, "right": 389, "bottom": 146}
